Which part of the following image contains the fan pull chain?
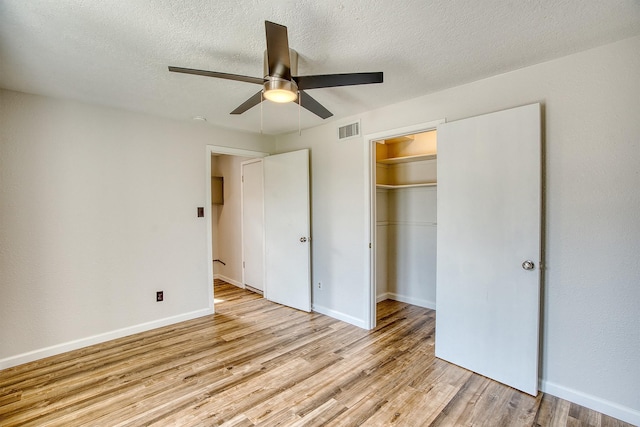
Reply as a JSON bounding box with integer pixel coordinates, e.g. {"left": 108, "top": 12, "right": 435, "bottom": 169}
{"left": 298, "top": 91, "right": 301, "bottom": 136}
{"left": 260, "top": 91, "right": 264, "bottom": 134}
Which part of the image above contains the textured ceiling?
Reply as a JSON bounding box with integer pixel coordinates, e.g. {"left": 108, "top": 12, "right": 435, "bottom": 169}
{"left": 1, "top": 1, "right": 639, "bottom": 135}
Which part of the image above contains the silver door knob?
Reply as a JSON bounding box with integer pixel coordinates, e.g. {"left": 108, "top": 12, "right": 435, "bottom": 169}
{"left": 300, "top": 237, "right": 307, "bottom": 243}
{"left": 522, "top": 260, "right": 535, "bottom": 270}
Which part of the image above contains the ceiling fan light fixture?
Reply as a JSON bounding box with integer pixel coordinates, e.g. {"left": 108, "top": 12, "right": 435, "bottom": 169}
{"left": 263, "top": 77, "right": 298, "bottom": 103}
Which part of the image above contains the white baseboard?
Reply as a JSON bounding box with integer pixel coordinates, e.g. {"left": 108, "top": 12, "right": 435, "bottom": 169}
{"left": 312, "top": 304, "right": 367, "bottom": 329}
{"left": 214, "top": 274, "right": 243, "bottom": 288}
{"left": 383, "top": 292, "right": 436, "bottom": 310}
{"left": 377, "top": 292, "right": 390, "bottom": 303}
{"left": 540, "top": 380, "right": 640, "bottom": 426}
{"left": 0, "top": 308, "right": 213, "bottom": 370}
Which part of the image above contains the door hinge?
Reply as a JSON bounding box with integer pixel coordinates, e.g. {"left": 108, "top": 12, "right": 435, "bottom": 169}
{"left": 369, "top": 243, "right": 372, "bottom": 249}
{"left": 243, "top": 261, "right": 245, "bottom": 268}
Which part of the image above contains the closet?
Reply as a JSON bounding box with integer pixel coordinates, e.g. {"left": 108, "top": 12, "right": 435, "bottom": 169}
{"left": 375, "top": 130, "right": 437, "bottom": 309}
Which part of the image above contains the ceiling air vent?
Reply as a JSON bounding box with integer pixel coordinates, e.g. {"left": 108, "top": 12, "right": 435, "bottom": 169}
{"left": 338, "top": 121, "right": 361, "bottom": 141}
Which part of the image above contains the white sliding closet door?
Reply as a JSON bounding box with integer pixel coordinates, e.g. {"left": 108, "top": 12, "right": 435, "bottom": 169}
{"left": 436, "top": 103, "right": 542, "bottom": 395}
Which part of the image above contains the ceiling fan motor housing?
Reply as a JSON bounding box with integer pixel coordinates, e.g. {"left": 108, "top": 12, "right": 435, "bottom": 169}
{"left": 262, "top": 49, "right": 299, "bottom": 102}
{"left": 263, "top": 49, "right": 298, "bottom": 77}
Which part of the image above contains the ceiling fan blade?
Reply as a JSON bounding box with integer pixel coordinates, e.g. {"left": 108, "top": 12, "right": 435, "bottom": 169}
{"left": 168, "top": 66, "right": 265, "bottom": 85}
{"left": 265, "top": 21, "right": 291, "bottom": 79}
{"left": 230, "top": 91, "right": 264, "bottom": 115}
{"left": 296, "top": 91, "right": 333, "bottom": 119}
{"left": 294, "top": 72, "right": 383, "bottom": 90}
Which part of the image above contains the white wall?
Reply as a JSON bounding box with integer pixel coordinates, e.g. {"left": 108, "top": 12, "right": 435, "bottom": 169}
{"left": 387, "top": 186, "right": 437, "bottom": 308}
{"left": 0, "top": 89, "right": 274, "bottom": 368}
{"left": 276, "top": 36, "right": 640, "bottom": 424}
{"left": 277, "top": 125, "right": 370, "bottom": 327}
{"left": 212, "top": 155, "right": 252, "bottom": 287}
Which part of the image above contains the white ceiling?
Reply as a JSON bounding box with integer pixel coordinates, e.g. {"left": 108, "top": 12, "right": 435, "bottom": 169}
{"left": 1, "top": 1, "right": 639, "bottom": 135}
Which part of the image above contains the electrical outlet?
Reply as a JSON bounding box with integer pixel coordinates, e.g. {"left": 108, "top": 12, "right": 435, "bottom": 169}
{"left": 317, "top": 281, "right": 322, "bottom": 289}
{"left": 156, "top": 291, "right": 164, "bottom": 302}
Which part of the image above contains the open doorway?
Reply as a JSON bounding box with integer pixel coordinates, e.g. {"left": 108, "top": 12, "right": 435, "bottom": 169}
{"left": 210, "top": 154, "right": 261, "bottom": 289}
{"left": 206, "top": 145, "right": 268, "bottom": 312}
{"left": 364, "top": 119, "right": 444, "bottom": 329}
{"left": 206, "top": 146, "right": 312, "bottom": 315}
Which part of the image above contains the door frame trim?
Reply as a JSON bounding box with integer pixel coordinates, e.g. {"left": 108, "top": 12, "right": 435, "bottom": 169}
{"left": 362, "top": 119, "right": 445, "bottom": 329}
{"left": 206, "top": 145, "right": 269, "bottom": 313}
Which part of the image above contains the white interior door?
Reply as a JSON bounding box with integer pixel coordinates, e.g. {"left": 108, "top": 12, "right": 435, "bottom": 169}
{"left": 264, "top": 149, "right": 311, "bottom": 311}
{"left": 435, "top": 103, "right": 541, "bottom": 395}
{"left": 241, "top": 159, "right": 264, "bottom": 292}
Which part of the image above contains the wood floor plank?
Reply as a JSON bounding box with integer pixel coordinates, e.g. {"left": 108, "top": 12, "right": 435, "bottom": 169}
{"left": 0, "top": 281, "right": 634, "bottom": 427}
{"left": 247, "top": 346, "right": 401, "bottom": 424}
{"left": 330, "top": 391, "right": 388, "bottom": 426}
{"left": 428, "top": 373, "right": 492, "bottom": 426}
{"left": 292, "top": 398, "right": 348, "bottom": 427}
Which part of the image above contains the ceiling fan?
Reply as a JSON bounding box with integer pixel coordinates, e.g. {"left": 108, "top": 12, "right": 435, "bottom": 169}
{"left": 168, "top": 21, "right": 383, "bottom": 119}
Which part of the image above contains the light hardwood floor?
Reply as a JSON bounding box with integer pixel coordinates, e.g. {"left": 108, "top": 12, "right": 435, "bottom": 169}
{"left": 0, "top": 280, "right": 633, "bottom": 426}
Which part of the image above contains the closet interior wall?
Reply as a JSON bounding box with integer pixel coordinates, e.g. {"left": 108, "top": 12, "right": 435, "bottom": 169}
{"left": 375, "top": 131, "right": 438, "bottom": 309}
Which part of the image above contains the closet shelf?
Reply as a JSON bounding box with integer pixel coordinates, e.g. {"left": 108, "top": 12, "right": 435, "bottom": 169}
{"left": 377, "top": 182, "right": 437, "bottom": 189}
{"left": 377, "top": 153, "right": 437, "bottom": 165}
